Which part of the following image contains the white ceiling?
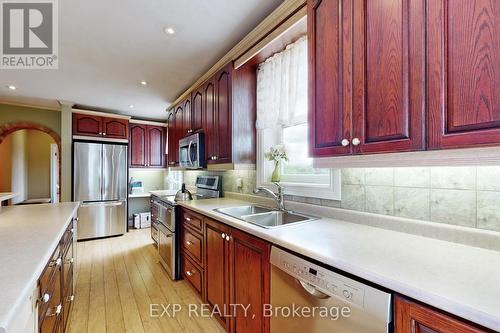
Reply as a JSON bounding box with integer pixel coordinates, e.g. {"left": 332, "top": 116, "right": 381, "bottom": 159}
{"left": 0, "top": 0, "right": 283, "bottom": 120}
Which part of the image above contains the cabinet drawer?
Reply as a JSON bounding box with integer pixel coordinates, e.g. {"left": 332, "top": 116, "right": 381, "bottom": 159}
{"left": 182, "top": 228, "right": 203, "bottom": 264}
{"left": 182, "top": 255, "right": 203, "bottom": 296}
{"left": 60, "top": 220, "right": 74, "bottom": 254}
{"left": 39, "top": 248, "right": 60, "bottom": 299}
{"left": 182, "top": 209, "right": 203, "bottom": 233}
{"left": 38, "top": 265, "right": 62, "bottom": 328}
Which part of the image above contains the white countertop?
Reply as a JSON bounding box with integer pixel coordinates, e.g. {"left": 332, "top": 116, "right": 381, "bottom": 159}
{"left": 0, "top": 192, "right": 18, "bottom": 202}
{"left": 149, "top": 189, "right": 179, "bottom": 197}
{"left": 177, "top": 197, "right": 500, "bottom": 332}
{"left": 128, "top": 192, "right": 151, "bottom": 198}
{"left": 0, "top": 202, "right": 80, "bottom": 332}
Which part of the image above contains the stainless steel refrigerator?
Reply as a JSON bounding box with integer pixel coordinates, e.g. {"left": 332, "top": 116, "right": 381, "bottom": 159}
{"left": 73, "top": 142, "right": 128, "bottom": 240}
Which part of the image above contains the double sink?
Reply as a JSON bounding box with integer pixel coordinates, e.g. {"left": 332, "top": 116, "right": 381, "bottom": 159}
{"left": 214, "top": 205, "right": 316, "bottom": 229}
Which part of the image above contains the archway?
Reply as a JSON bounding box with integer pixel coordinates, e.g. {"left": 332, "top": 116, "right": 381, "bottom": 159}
{"left": 0, "top": 122, "right": 61, "bottom": 202}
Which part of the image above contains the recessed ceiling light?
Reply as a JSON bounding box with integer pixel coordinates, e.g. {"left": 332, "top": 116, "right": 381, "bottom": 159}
{"left": 164, "top": 27, "right": 175, "bottom": 35}
{"left": 129, "top": 104, "right": 135, "bottom": 108}
{"left": 7, "top": 85, "right": 16, "bottom": 90}
{"left": 140, "top": 81, "right": 148, "bottom": 86}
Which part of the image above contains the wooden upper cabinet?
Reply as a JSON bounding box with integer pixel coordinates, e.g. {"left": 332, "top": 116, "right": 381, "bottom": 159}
{"left": 215, "top": 64, "right": 233, "bottom": 164}
{"left": 395, "top": 295, "right": 489, "bottom": 333}
{"left": 352, "top": 0, "right": 425, "bottom": 154}
{"left": 308, "top": 0, "right": 352, "bottom": 156}
{"left": 147, "top": 126, "right": 165, "bottom": 167}
{"left": 167, "top": 60, "right": 255, "bottom": 166}
{"left": 73, "top": 113, "right": 128, "bottom": 140}
{"left": 169, "top": 105, "right": 183, "bottom": 166}
{"left": 204, "top": 218, "right": 231, "bottom": 330}
{"left": 191, "top": 87, "right": 203, "bottom": 133}
{"left": 203, "top": 78, "right": 217, "bottom": 163}
{"left": 183, "top": 98, "right": 192, "bottom": 136}
{"left": 129, "top": 124, "right": 147, "bottom": 167}
{"left": 129, "top": 124, "right": 166, "bottom": 168}
{"left": 427, "top": 0, "right": 500, "bottom": 149}
{"left": 167, "top": 112, "right": 178, "bottom": 166}
{"left": 102, "top": 117, "right": 128, "bottom": 139}
{"left": 72, "top": 114, "right": 102, "bottom": 137}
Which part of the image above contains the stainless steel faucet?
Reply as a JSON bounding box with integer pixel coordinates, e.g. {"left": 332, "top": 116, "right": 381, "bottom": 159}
{"left": 254, "top": 182, "right": 285, "bottom": 211}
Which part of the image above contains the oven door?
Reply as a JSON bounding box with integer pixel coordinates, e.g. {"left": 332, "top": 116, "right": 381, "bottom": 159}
{"left": 158, "top": 222, "right": 176, "bottom": 280}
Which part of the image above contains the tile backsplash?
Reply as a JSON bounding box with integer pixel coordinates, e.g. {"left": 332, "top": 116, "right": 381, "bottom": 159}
{"left": 182, "top": 166, "right": 500, "bottom": 232}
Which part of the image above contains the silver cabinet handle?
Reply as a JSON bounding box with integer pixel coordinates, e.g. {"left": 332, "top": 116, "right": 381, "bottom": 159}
{"left": 98, "top": 132, "right": 102, "bottom": 135}
{"left": 352, "top": 138, "right": 361, "bottom": 146}
{"left": 50, "top": 257, "right": 62, "bottom": 267}
{"left": 68, "top": 295, "right": 75, "bottom": 302}
{"left": 186, "top": 240, "right": 193, "bottom": 246}
{"left": 103, "top": 132, "right": 107, "bottom": 136}
{"left": 221, "top": 233, "right": 226, "bottom": 239}
{"left": 341, "top": 139, "right": 350, "bottom": 147}
{"left": 47, "top": 304, "right": 63, "bottom": 317}
{"left": 41, "top": 293, "right": 50, "bottom": 303}
{"left": 185, "top": 217, "right": 191, "bottom": 221}
{"left": 225, "top": 235, "right": 230, "bottom": 241}
{"left": 186, "top": 270, "right": 193, "bottom": 276}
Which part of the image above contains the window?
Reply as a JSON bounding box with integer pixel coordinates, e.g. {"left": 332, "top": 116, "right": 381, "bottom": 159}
{"left": 255, "top": 37, "right": 340, "bottom": 200}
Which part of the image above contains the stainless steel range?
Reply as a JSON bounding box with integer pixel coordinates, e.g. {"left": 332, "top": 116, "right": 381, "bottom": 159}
{"left": 150, "top": 175, "right": 221, "bottom": 280}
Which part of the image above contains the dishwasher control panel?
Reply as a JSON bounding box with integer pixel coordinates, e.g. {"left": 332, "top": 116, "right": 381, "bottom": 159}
{"left": 271, "top": 247, "right": 365, "bottom": 308}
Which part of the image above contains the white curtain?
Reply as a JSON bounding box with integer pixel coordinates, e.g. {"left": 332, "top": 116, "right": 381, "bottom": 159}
{"left": 256, "top": 36, "right": 307, "bottom": 130}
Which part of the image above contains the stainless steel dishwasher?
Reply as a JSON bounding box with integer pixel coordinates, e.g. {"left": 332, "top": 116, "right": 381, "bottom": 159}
{"left": 270, "top": 247, "right": 392, "bottom": 333}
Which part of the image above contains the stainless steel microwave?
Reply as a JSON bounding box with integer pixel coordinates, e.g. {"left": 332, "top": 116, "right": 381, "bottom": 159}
{"left": 179, "top": 133, "right": 205, "bottom": 169}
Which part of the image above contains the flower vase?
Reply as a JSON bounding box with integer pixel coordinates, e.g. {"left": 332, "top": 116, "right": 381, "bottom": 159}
{"left": 271, "top": 161, "right": 281, "bottom": 182}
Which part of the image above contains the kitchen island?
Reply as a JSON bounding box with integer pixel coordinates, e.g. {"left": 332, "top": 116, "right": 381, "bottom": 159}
{"left": 0, "top": 202, "right": 80, "bottom": 333}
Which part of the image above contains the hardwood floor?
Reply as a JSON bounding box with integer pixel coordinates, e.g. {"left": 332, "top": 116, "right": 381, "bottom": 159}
{"left": 68, "top": 229, "right": 225, "bottom": 333}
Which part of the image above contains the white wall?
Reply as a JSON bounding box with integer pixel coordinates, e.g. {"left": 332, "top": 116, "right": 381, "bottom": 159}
{"left": 11, "top": 130, "right": 28, "bottom": 204}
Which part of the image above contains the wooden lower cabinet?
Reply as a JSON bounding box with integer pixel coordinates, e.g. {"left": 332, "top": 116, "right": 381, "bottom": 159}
{"left": 394, "top": 295, "right": 490, "bottom": 333}
{"left": 229, "top": 227, "right": 270, "bottom": 333}
{"left": 38, "top": 218, "right": 76, "bottom": 333}
{"left": 180, "top": 208, "right": 270, "bottom": 333}
{"left": 204, "top": 218, "right": 231, "bottom": 330}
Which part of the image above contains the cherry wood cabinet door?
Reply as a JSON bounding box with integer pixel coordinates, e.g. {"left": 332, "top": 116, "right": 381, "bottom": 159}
{"left": 168, "top": 106, "right": 182, "bottom": 166}
{"left": 183, "top": 98, "right": 192, "bottom": 137}
{"left": 147, "top": 126, "right": 165, "bottom": 167}
{"left": 352, "top": 0, "right": 425, "bottom": 154}
{"left": 102, "top": 117, "right": 128, "bottom": 139}
{"left": 204, "top": 218, "right": 231, "bottom": 330}
{"left": 191, "top": 87, "right": 203, "bottom": 133}
{"left": 129, "top": 124, "right": 147, "bottom": 167}
{"left": 215, "top": 64, "right": 233, "bottom": 164}
{"left": 203, "top": 78, "right": 217, "bottom": 163}
{"left": 72, "top": 114, "right": 102, "bottom": 137}
{"left": 308, "top": 0, "right": 353, "bottom": 157}
{"left": 395, "top": 295, "right": 490, "bottom": 333}
{"left": 167, "top": 112, "right": 176, "bottom": 166}
{"left": 229, "top": 228, "right": 270, "bottom": 333}
{"left": 427, "top": 0, "right": 500, "bottom": 149}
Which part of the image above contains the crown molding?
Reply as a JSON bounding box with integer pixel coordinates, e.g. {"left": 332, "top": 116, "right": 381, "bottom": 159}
{"left": 57, "top": 100, "right": 75, "bottom": 107}
{"left": 130, "top": 119, "right": 167, "bottom": 127}
{"left": 0, "top": 100, "right": 60, "bottom": 111}
{"left": 71, "top": 108, "right": 131, "bottom": 120}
